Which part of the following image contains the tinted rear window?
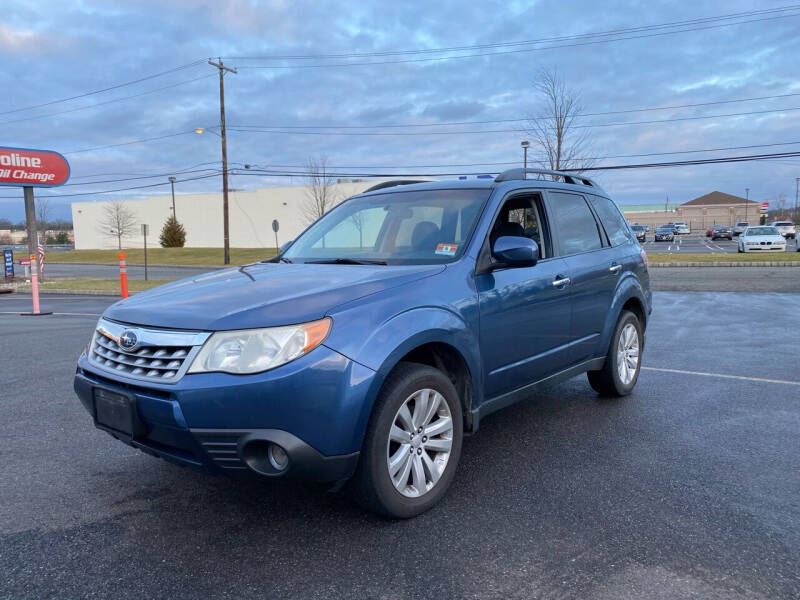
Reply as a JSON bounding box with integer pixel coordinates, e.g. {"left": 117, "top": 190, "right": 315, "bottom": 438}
{"left": 548, "top": 192, "right": 603, "bottom": 256}
{"left": 588, "top": 195, "right": 632, "bottom": 246}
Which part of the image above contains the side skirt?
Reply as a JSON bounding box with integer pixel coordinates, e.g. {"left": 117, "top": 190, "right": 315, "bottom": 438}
{"left": 470, "top": 357, "right": 605, "bottom": 432}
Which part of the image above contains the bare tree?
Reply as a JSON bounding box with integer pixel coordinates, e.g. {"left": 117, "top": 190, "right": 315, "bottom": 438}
{"left": 98, "top": 200, "right": 138, "bottom": 249}
{"left": 775, "top": 193, "right": 787, "bottom": 217}
{"left": 301, "top": 155, "right": 338, "bottom": 224}
{"left": 525, "top": 68, "right": 594, "bottom": 173}
{"left": 36, "top": 196, "right": 51, "bottom": 242}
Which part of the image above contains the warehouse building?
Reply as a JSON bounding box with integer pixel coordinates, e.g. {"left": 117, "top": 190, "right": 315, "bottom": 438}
{"left": 71, "top": 180, "right": 379, "bottom": 250}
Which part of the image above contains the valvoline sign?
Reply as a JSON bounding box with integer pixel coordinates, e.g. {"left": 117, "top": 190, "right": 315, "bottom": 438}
{"left": 0, "top": 146, "right": 70, "bottom": 187}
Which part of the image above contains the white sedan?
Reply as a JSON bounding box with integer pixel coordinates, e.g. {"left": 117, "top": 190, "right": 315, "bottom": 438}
{"left": 737, "top": 226, "right": 787, "bottom": 253}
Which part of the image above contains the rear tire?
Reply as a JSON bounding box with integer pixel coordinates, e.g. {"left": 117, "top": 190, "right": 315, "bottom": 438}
{"left": 587, "top": 310, "right": 642, "bottom": 397}
{"left": 351, "top": 362, "right": 463, "bottom": 518}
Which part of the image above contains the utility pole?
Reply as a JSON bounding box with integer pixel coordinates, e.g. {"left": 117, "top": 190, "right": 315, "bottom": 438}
{"left": 23, "top": 186, "right": 37, "bottom": 262}
{"left": 795, "top": 178, "right": 799, "bottom": 223}
{"left": 168, "top": 176, "right": 177, "bottom": 219}
{"left": 745, "top": 188, "right": 749, "bottom": 223}
{"left": 209, "top": 58, "right": 237, "bottom": 265}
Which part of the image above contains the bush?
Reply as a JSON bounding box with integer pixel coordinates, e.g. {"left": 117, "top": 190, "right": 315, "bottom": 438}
{"left": 159, "top": 216, "right": 186, "bottom": 248}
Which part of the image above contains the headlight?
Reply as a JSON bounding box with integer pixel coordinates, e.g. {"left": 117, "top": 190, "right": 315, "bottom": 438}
{"left": 188, "top": 317, "right": 331, "bottom": 374}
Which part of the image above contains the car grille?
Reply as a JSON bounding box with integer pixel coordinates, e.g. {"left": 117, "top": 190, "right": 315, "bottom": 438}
{"left": 88, "top": 318, "right": 210, "bottom": 383}
{"left": 92, "top": 335, "right": 191, "bottom": 379}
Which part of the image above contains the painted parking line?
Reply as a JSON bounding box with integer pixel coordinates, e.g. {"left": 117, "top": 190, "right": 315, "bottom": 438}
{"left": 0, "top": 311, "right": 101, "bottom": 317}
{"left": 642, "top": 366, "right": 800, "bottom": 387}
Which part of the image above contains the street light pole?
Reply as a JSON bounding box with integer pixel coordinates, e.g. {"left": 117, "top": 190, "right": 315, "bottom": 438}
{"left": 745, "top": 187, "right": 749, "bottom": 223}
{"left": 521, "top": 140, "right": 530, "bottom": 170}
{"left": 209, "top": 58, "right": 237, "bottom": 265}
{"left": 168, "top": 176, "right": 177, "bottom": 219}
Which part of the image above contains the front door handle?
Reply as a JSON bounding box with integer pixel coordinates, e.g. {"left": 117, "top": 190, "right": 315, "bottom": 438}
{"left": 609, "top": 263, "right": 622, "bottom": 274}
{"left": 552, "top": 276, "right": 571, "bottom": 288}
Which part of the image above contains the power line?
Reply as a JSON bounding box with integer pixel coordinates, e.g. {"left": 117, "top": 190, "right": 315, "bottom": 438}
{"left": 0, "top": 74, "right": 215, "bottom": 126}
{"left": 233, "top": 10, "right": 800, "bottom": 69}
{"left": 226, "top": 6, "right": 799, "bottom": 60}
{"left": 241, "top": 141, "right": 800, "bottom": 170}
{"left": 63, "top": 130, "right": 204, "bottom": 155}
{"left": 227, "top": 105, "right": 800, "bottom": 136}
{"left": 0, "top": 60, "right": 206, "bottom": 116}
{"left": 227, "top": 91, "right": 800, "bottom": 130}
{"left": 0, "top": 172, "right": 221, "bottom": 199}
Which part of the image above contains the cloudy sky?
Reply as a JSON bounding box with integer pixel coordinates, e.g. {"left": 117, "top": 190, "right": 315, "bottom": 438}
{"left": 1, "top": 0, "right": 799, "bottom": 221}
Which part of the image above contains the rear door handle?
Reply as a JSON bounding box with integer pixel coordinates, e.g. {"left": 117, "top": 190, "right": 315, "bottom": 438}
{"left": 552, "top": 276, "right": 571, "bottom": 288}
{"left": 609, "top": 263, "right": 622, "bottom": 274}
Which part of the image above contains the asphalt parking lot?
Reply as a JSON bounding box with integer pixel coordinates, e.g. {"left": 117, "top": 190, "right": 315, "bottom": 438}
{"left": 641, "top": 232, "right": 798, "bottom": 254}
{"left": 1, "top": 292, "right": 799, "bottom": 599}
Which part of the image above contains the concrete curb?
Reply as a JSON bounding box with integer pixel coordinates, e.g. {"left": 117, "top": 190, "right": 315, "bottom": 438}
{"left": 3, "top": 288, "right": 120, "bottom": 297}
{"left": 47, "top": 262, "right": 224, "bottom": 269}
{"left": 650, "top": 261, "right": 800, "bottom": 267}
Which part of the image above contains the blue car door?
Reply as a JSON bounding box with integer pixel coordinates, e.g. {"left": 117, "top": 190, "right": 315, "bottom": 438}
{"left": 476, "top": 193, "right": 573, "bottom": 399}
{"left": 544, "top": 191, "right": 618, "bottom": 364}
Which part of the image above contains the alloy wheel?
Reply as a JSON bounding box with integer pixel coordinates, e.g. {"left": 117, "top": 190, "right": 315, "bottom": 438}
{"left": 386, "top": 388, "right": 453, "bottom": 498}
{"left": 616, "top": 323, "right": 640, "bottom": 385}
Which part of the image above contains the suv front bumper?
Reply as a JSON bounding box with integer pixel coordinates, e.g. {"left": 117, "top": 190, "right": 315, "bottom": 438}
{"left": 74, "top": 345, "right": 377, "bottom": 481}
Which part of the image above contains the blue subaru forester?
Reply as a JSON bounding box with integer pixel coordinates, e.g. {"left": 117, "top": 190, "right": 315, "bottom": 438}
{"left": 74, "top": 169, "right": 652, "bottom": 518}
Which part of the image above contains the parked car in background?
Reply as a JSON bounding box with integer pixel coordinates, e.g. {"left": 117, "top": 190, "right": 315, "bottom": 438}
{"left": 73, "top": 169, "right": 652, "bottom": 518}
{"left": 655, "top": 226, "right": 675, "bottom": 242}
{"left": 673, "top": 221, "right": 690, "bottom": 235}
{"left": 770, "top": 221, "right": 796, "bottom": 239}
{"left": 706, "top": 224, "right": 721, "bottom": 237}
{"left": 737, "top": 226, "right": 787, "bottom": 253}
{"left": 733, "top": 221, "right": 749, "bottom": 236}
{"left": 711, "top": 226, "right": 733, "bottom": 240}
{"left": 631, "top": 224, "right": 646, "bottom": 242}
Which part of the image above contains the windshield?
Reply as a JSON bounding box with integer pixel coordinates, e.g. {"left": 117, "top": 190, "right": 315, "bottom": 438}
{"left": 282, "top": 188, "right": 490, "bottom": 265}
{"left": 736, "top": 222, "right": 749, "bottom": 226}
{"left": 745, "top": 227, "right": 779, "bottom": 236}
{"left": 774, "top": 222, "right": 792, "bottom": 226}
{"left": 631, "top": 225, "right": 644, "bottom": 231}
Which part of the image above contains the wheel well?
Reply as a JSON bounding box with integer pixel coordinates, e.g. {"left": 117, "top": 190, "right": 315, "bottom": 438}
{"left": 397, "top": 342, "right": 474, "bottom": 431}
{"left": 621, "top": 297, "right": 645, "bottom": 329}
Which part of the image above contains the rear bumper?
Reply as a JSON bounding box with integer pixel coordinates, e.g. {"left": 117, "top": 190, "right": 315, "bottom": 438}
{"left": 74, "top": 346, "right": 376, "bottom": 481}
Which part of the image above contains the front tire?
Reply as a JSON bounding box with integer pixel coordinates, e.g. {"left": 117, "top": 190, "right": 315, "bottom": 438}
{"left": 587, "top": 310, "right": 642, "bottom": 397}
{"left": 351, "top": 362, "right": 463, "bottom": 518}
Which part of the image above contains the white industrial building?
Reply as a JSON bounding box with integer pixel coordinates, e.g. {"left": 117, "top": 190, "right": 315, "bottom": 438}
{"left": 70, "top": 180, "right": 381, "bottom": 250}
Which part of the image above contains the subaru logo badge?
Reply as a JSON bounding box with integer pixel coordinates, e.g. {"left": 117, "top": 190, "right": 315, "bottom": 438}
{"left": 119, "top": 329, "right": 140, "bottom": 351}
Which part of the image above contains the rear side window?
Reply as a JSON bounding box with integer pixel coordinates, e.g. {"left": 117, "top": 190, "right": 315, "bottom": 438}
{"left": 589, "top": 195, "right": 632, "bottom": 246}
{"left": 547, "top": 192, "right": 603, "bottom": 256}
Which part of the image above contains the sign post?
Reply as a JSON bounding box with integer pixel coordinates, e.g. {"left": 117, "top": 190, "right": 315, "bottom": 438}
{"left": 272, "top": 219, "right": 280, "bottom": 252}
{"left": 1, "top": 146, "right": 70, "bottom": 316}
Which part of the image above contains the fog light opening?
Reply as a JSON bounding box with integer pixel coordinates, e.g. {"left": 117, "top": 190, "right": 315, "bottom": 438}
{"left": 268, "top": 443, "right": 289, "bottom": 471}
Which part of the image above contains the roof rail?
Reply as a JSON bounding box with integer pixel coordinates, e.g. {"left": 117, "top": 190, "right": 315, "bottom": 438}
{"left": 361, "top": 179, "right": 430, "bottom": 193}
{"left": 494, "top": 168, "right": 601, "bottom": 189}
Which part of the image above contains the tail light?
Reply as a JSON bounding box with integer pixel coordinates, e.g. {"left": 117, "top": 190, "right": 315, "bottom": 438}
{"left": 640, "top": 248, "right": 648, "bottom": 271}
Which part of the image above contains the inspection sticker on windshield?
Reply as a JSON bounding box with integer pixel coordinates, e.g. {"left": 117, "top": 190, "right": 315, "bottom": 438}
{"left": 435, "top": 243, "right": 458, "bottom": 256}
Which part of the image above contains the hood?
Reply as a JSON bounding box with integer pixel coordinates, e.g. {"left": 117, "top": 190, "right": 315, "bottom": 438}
{"left": 104, "top": 262, "right": 445, "bottom": 330}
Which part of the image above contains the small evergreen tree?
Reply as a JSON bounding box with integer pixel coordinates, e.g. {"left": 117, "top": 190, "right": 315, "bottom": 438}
{"left": 159, "top": 216, "right": 186, "bottom": 248}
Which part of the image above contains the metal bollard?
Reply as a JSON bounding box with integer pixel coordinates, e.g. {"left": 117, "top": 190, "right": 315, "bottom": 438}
{"left": 118, "top": 251, "right": 129, "bottom": 298}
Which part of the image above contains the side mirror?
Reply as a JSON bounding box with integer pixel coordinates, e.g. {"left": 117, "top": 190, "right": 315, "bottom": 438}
{"left": 491, "top": 236, "right": 538, "bottom": 269}
{"left": 279, "top": 240, "right": 294, "bottom": 253}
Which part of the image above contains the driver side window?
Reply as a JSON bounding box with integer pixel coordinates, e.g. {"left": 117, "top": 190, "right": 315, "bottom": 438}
{"left": 489, "top": 194, "right": 550, "bottom": 259}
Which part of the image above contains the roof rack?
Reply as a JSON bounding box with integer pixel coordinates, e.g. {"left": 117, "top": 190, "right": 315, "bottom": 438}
{"left": 361, "top": 179, "right": 430, "bottom": 193}
{"left": 494, "top": 168, "right": 601, "bottom": 189}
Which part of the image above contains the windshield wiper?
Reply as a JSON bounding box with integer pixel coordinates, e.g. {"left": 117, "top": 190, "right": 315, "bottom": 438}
{"left": 305, "top": 257, "right": 388, "bottom": 265}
